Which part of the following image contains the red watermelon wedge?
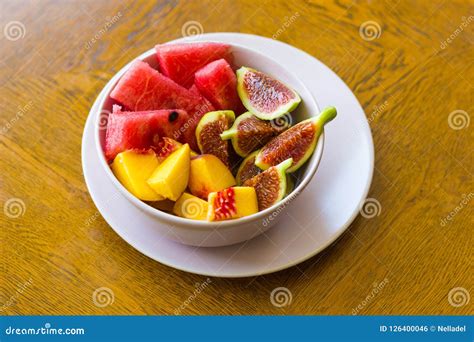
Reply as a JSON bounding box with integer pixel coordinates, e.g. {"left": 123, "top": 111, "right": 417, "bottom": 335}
{"left": 110, "top": 60, "right": 212, "bottom": 149}
{"left": 104, "top": 107, "right": 189, "bottom": 162}
{"left": 155, "top": 42, "right": 233, "bottom": 88}
{"left": 194, "top": 59, "right": 244, "bottom": 114}
{"left": 189, "top": 84, "right": 214, "bottom": 114}
{"left": 110, "top": 60, "right": 205, "bottom": 113}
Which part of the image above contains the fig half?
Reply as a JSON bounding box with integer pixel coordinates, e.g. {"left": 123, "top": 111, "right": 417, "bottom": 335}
{"left": 196, "top": 110, "right": 235, "bottom": 167}
{"left": 220, "top": 112, "right": 288, "bottom": 157}
{"left": 236, "top": 150, "right": 262, "bottom": 185}
{"left": 236, "top": 67, "right": 301, "bottom": 120}
{"left": 243, "top": 158, "right": 292, "bottom": 211}
{"left": 256, "top": 106, "right": 337, "bottom": 173}
{"left": 285, "top": 174, "right": 295, "bottom": 196}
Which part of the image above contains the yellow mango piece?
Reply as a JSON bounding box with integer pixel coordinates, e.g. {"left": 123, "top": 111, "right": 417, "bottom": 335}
{"left": 188, "top": 154, "right": 236, "bottom": 199}
{"left": 173, "top": 193, "right": 209, "bottom": 220}
{"left": 111, "top": 150, "right": 163, "bottom": 201}
{"left": 147, "top": 144, "right": 190, "bottom": 201}
{"left": 207, "top": 186, "right": 258, "bottom": 221}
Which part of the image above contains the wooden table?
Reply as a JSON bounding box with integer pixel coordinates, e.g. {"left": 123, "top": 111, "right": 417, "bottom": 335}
{"left": 1, "top": 0, "right": 472, "bottom": 315}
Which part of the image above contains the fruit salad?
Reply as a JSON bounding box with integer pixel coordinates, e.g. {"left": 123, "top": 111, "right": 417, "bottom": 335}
{"left": 104, "top": 42, "right": 337, "bottom": 222}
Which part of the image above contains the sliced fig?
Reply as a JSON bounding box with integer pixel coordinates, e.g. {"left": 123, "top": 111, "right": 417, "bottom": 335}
{"left": 256, "top": 106, "right": 337, "bottom": 173}
{"left": 195, "top": 111, "right": 235, "bottom": 166}
{"left": 236, "top": 67, "right": 301, "bottom": 120}
{"left": 285, "top": 175, "right": 295, "bottom": 196}
{"left": 220, "top": 112, "right": 289, "bottom": 157}
{"left": 236, "top": 150, "right": 262, "bottom": 185}
{"left": 243, "top": 158, "right": 292, "bottom": 211}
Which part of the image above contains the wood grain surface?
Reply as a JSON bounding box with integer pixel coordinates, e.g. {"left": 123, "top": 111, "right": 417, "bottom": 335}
{"left": 0, "top": 0, "right": 472, "bottom": 315}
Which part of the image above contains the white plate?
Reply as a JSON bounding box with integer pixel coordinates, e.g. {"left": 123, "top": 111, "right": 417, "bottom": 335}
{"left": 81, "top": 33, "right": 374, "bottom": 278}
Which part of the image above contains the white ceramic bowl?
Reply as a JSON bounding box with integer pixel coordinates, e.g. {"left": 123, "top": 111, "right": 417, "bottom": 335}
{"left": 94, "top": 42, "right": 323, "bottom": 247}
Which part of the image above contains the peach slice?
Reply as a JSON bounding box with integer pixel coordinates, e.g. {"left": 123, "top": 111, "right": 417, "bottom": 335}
{"left": 147, "top": 144, "right": 190, "bottom": 201}
{"left": 188, "top": 154, "right": 236, "bottom": 199}
{"left": 156, "top": 137, "right": 198, "bottom": 162}
{"left": 173, "top": 193, "right": 209, "bottom": 220}
{"left": 111, "top": 150, "right": 163, "bottom": 201}
{"left": 207, "top": 186, "right": 258, "bottom": 221}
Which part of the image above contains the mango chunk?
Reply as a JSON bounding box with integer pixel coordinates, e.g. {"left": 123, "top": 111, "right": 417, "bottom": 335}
{"left": 147, "top": 144, "right": 190, "bottom": 201}
{"left": 188, "top": 154, "right": 236, "bottom": 199}
{"left": 111, "top": 150, "right": 163, "bottom": 201}
{"left": 207, "top": 186, "right": 258, "bottom": 221}
{"left": 173, "top": 193, "right": 209, "bottom": 220}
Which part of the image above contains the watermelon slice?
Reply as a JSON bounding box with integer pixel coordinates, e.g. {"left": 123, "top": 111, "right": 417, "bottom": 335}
{"left": 104, "top": 107, "right": 189, "bottom": 162}
{"left": 110, "top": 60, "right": 213, "bottom": 149}
{"left": 110, "top": 60, "right": 205, "bottom": 112}
{"left": 189, "top": 84, "right": 214, "bottom": 114}
{"left": 155, "top": 42, "right": 233, "bottom": 88}
{"left": 194, "top": 59, "right": 244, "bottom": 114}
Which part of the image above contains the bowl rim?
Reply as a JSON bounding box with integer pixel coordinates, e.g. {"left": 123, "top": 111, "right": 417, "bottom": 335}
{"left": 94, "top": 41, "right": 323, "bottom": 229}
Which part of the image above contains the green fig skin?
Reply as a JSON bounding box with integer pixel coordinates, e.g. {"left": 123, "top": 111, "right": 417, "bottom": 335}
{"left": 274, "top": 158, "right": 293, "bottom": 202}
{"left": 285, "top": 174, "right": 295, "bottom": 196}
{"left": 236, "top": 67, "right": 301, "bottom": 120}
{"left": 256, "top": 106, "right": 337, "bottom": 173}
{"left": 195, "top": 110, "right": 235, "bottom": 165}
{"left": 243, "top": 158, "right": 293, "bottom": 211}
{"left": 220, "top": 112, "right": 287, "bottom": 157}
{"left": 219, "top": 112, "right": 252, "bottom": 157}
{"left": 236, "top": 150, "right": 262, "bottom": 185}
